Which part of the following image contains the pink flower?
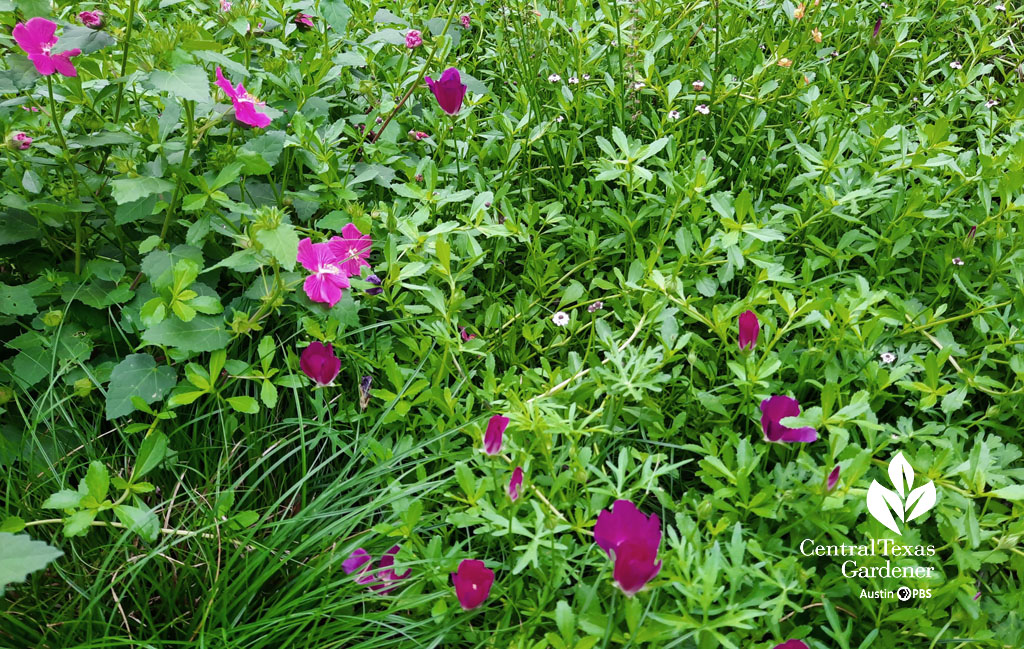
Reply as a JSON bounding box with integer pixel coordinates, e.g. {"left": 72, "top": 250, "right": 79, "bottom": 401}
{"left": 8, "top": 132, "right": 32, "bottom": 150}
{"left": 327, "top": 223, "right": 373, "bottom": 276}
{"left": 409, "top": 130, "right": 430, "bottom": 141}
{"left": 452, "top": 559, "right": 494, "bottom": 610}
{"left": 21, "top": 105, "right": 41, "bottom": 112}
{"left": 460, "top": 327, "right": 476, "bottom": 341}
{"left": 405, "top": 29, "right": 423, "bottom": 49}
{"left": 300, "top": 342, "right": 341, "bottom": 386}
{"left": 297, "top": 237, "right": 350, "bottom": 306}
{"left": 344, "top": 546, "right": 411, "bottom": 593}
{"left": 425, "top": 67, "right": 468, "bottom": 115}
{"left": 773, "top": 642, "right": 809, "bottom": 649}
{"left": 483, "top": 414, "right": 508, "bottom": 455}
{"left": 738, "top": 310, "right": 759, "bottom": 350}
{"left": 760, "top": 395, "right": 818, "bottom": 443}
{"left": 78, "top": 10, "right": 104, "bottom": 29}
{"left": 214, "top": 67, "right": 272, "bottom": 128}
{"left": 508, "top": 467, "right": 523, "bottom": 501}
{"left": 294, "top": 13, "right": 314, "bottom": 29}
{"left": 827, "top": 465, "right": 840, "bottom": 490}
{"left": 220, "top": 0, "right": 231, "bottom": 11}
{"left": 13, "top": 18, "right": 82, "bottom": 77}
{"left": 460, "top": 14, "right": 471, "bottom": 28}
{"left": 594, "top": 500, "right": 662, "bottom": 596}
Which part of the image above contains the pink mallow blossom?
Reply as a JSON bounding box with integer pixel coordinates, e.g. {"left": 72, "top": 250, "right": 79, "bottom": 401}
{"left": 344, "top": 546, "right": 411, "bottom": 593}
{"left": 297, "top": 237, "right": 350, "bottom": 306}
{"left": 78, "top": 11, "right": 104, "bottom": 29}
{"left": 299, "top": 342, "right": 341, "bottom": 386}
{"left": 405, "top": 29, "right": 423, "bottom": 49}
{"left": 594, "top": 500, "right": 662, "bottom": 596}
{"left": 452, "top": 559, "right": 494, "bottom": 609}
{"left": 508, "top": 467, "right": 523, "bottom": 501}
{"left": 8, "top": 132, "right": 32, "bottom": 150}
{"left": 214, "top": 67, "right": 271, "bottom": 128}
{"left": 327, "top": 223, "right": 373, "bottom": 276}
{"left": 13, "top": 18, "right": 82, "bottom": 77}
{"left": 294, "top": 13, "right": 314, "bottom": 29}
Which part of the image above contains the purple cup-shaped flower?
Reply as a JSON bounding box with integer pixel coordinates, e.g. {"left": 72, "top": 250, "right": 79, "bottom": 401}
{"left": 760, "top": 395, "right": 818, "bottom": 443}
{"left": 508, "top": 467, "right": 523, "bottom": 501}
{"left": 594, "top": 500, "right": 662, "bottom": 596}
{"left": 738, "top": 310, "right": 759, "bottom": 350}
{"left": 773, "top": 641, "right": 809, "bottom": 649}
{"left": 300, "top": 342, "right": 341, "bottom": 386}
{"left": 452, "top": 559, "right": 494, "bottom": 610}
{"left": 827, "top": 465, "right": 840, "bottom": 491}
{"left": 425, "top": 67, "right": 468, "bottom": 115}
{"left": 483, "top": 414, "right": 508, "bottom": 455}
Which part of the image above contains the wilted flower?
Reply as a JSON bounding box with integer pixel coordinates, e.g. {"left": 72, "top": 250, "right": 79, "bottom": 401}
{"left": 548, "top": 73, "right": 562, "bottom": 82}
{"left": 594, "top": 500, "right": 662, "bottom": 596}
{"left": 693, "top": 80, "right": 705, "bottom": 91}
{"left": 405, "top": 29, "right": 423, "bottom": 49}
{"left": 793, "top": 2, "right": 805, "bottom": 19}
{"left": 552, "top": 311, "right": 570, "bottom": 326}
{"left": 952, "top": 257, "right": 964, "bottom": 266}
{"left": 328, "top": 223, "right": 373, "bottom": 276}
{"left": 215, "top": 67, "right": 272, "bottom": 128}
{"left": 460, "top": 327, "right": 476, "bottom": 341}
{"left": 365, "top": 274, "right": 383, "bottom": 295}
{"left": 297, "top": 238, "right": 350, "bottom": 306}
{"left": 738, "top": 310, "right": 759, "bottom": 350}
{"left": 344, "top": 546, "right": 411, "bottom": 593}
{"left": 508, "top": 467, "right": 523, "bottom": 501}
{"left": 760, "top": 395, "right": 818, "bottom": 443}
{"left": 294, "top": 13, "right": 314, "bottom": 29}
{"left": 827, "top": 466, "right": 841, "bottom": 491}
{"left": 950, "top": 60, "right": 962, "bottom": 69}
{"left": 483, "top": 414, "right": 508, "bottom": 455}
{"left": 460, "top": 14, "right": 471, "bottom": 28}
{"left": 773, "top": 642, "right": 809, "bottom": 649}
{"left": 13, "top": 18, "right": 82, "bottom": 77}
{"left": 78, "top": 10, "right": 104, "bottom": 28}
{"left": 880, "top": 351, "right": 896, "bottom": 364}
{"left": 359, "top": 375, "right": 372, "bottom": 410}
{"left": 811, "top": 27, "right": 822, "bottom": 42}
{"left": 695, "top": 104, "right": 710, "bottom": 114}
{"left": 425, "top": 67, "right": 468, "bottom": 115}
{"left": 668, "top": 109, "right": 680, "bottom": 120}
{"left": 778, "top": 58, "right": 793, "bottom": 68}
{"left": 588, "top": 301, "right": 604, "bottom": 312}
{"left": 568, "top": 76, "right": 579, "bottom": 84}
{"left": 300, "top": 342, "right": 341, "bottom": 386}
{"left": 7, "top": 132, "right": 32, "bottom": 150}
{"left": 452, "top": 559, "right": 494, "bottom": 610}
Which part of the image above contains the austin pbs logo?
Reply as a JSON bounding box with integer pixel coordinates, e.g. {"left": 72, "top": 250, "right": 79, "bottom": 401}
{"left": 866, "top": 452, "right": 936, "bottom": 535}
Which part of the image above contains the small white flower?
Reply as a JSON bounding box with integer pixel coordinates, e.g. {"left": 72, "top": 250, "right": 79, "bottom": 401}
{"left": 587, "top": 301, "right": 603, "bottom": 313}
{"left": 548, "top": 73, "right": 561, "bottom": 83}
{"left": 696, "top": 104, "right": 710, "bottom": 114}
{"left": 568, "top": 76, "right": 579, "bottom": 84}
{"left": 950, "top": 60, "right": 963, "bottom": 69}
{"left": 880, "top": 352, "right": 896, "bottom": 364}
{"left": 632, "top": 81, "right": 646, "bottom": 90}
{"left": 555, "top": 115, "right": 564, "bottom": 123}
{"left": 952, "top": 257, "right": 965, "bottom": 266}
{"left": 668, "top": 109, "right": 680, "bottom": 120}
{"left": 994, "top": 3, "right": 1005, "bottom": 10}
{"left": 552, "top": 311, "right": 570, "bottom": 327}
{"left": 986, "top": 98, "right": 999, "bottom": 108}
{"left": 582, "top": 73, "right": 591, "bottom": 81}
{"left": 692, "top": 80, "right": 705, "bottom": 91}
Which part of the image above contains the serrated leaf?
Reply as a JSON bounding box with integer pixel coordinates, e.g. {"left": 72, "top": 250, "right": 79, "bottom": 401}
{"left": 42, "top": 489, "right": 83, "bottom": 510}
{"left": 106, "top": 354, "right": 178, "bottom": 419}
{"left": 255, "top": 224, "right": 299, "bottom": 271}
{"left": 0, "top": 534, "right": 63, "bottom": 596}
{"left": 111, "top": 177, "right": 176, "bottom": 205}
{"left": 225, "top": 395, "right": 259, "bottom": 413}
{"left": 145, "top": 64, "right": 211, "bottom": 103}
{"left": 141, "top": 315, "right": 230, "bottom": 353}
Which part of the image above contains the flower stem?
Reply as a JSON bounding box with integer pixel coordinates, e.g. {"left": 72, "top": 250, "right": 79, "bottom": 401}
{"left": 114, "top": 0, "right": 141, "bottom": 122}
{"left": 46, "top": 75, "right": 83, "bottom": 275}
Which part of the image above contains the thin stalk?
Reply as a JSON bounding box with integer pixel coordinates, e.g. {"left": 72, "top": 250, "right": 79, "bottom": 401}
{"left": 47, "top": 76, "right": 83, "bottom": 275}
{"left": 114, "top": 0, "right": 141, "bottom": 121}
{"left": 160, "top": 100, "right": 196, "bottom": 244}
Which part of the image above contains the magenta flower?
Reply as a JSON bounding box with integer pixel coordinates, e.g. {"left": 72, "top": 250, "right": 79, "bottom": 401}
{"left": 219, "top": 0, "right": 231, "bottom": 11}
{"left": 872, "top": 17, "right": 882, "bottom": 38}
{"left": 297, "top": 237, "right": 350, "bottom": 306}
{"left": 214, "top": 67, "right": 272, "bottom": 128}
{"left": 827, "top": 465, "right": 840, "bottom": 491}
{"left": 78, "top": 10, "right": 104, "bottom": 29}
{"left": 425, "top": 67, "right": 468, "bottom": 115}
{"left": 738, "top": 310, "right": 759, "bottom": 350}
{"left": 760, "top": 395, "right": 818, "bottom": 443}
{"left": 300, "top": 342, "right": 341, "bottom": 386}
{"left": 13, "top": 18, "right": 82, "bottom": 77}
{"left": 508, "top": 467, "right": 523, "bottom": 501}
{"left": 483, "top": 414, "right": 508, "bottom": 455}
{"left": 8, "top": 132, "right": 32, "bottom": 151}
{"left": 409, "top": 130, "right": 430, "bottom": 141}
{"left": 452, "top": 559, "right": 494, "bottom": 610}
{"left": 594, "top": 500, "right": 662, "bottom": 596}
{"left": 405, "top": 29, "right": 423, "bottom": 49}
{"left": 326, "top": 223, "right": 372, "bottom": 276}
{"left": 460, "top": 327, "right": 476, "bottom": 341}
{"left": 294, "top": 13, "right": 314, "bottom": 29}
{"left": 773, "top": 641, "right": 809, "bottom": 649}
{"left": 344, "top": 546, "right": 411, "bottom": 593}
{"left": 460, "top": 14, "right": 471, "bottom": 28}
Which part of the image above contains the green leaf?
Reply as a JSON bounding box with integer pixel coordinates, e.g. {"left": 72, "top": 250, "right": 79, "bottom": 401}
{"left": 63, "top": 510, "right": 97, "bottom": 537}
{"left": 0, "top": 283, "right": 37, "bottom": 316}
{"left": 55, "top": 26, "right": 116, "bottom": 54}
{"left": 106, "top": 354, "right": 178, "bottom": 419}
{"left": 133, "top": 432, "right": 168, "bottom": 480}
{"left": 13, "top": 0, "right": 49, "bottom": 17}
{"left": 145, "top": 64, "right": 211, "bottom": 103}
{"left": 991, "top": 485, "right": 1024, "bottom": 501}
{"left": 322, "top": 0, "right": 352, "bottom": 36}
{"left": 0, "top": 517, "right": 26, "bottom": 533}
{"left": 42, "top": 489, "right": 83, "bottom": 510}
{"left": 255, "top": 224, "right": 299, "bottom": 271}
{"left": 142, "top": 315, "right": 230, "bottom": 353}
{"left": 0, "top": 534, "right": 63, "bottom": 596}
{"left": 84, "top": 461, "right": 109, "bottom": 502}
{"left": 111, "top": 177, "right": 176, "bottom": 205}
{"left": 114, "top": 195, "right": 159, "bottom": 225}
{"left": 226, "top": 395, "right": 259, "bottom": 414}
{"left": 0, "top": 55, "right": 39, "bottom": 94}
{"left": 113, "top": 505, "right": 159, "bottom": 542}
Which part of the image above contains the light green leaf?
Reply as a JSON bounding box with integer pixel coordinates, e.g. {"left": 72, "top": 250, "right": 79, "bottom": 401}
{"left": 111, "top": 177, "right": 176, "bottom": 205}
{"left": 255, "top": 224, "right": 299, "bottom": 271}
{"left": 133, "top": 432, "right": 168, "bottom": 480}
{"left": 0, "top": 534, "right": 63, "bottom": 596}
{"left": 64, "top": 510, "right": 97, "bottom": 537}
{"left": 106, "top": 354, "right": 178, "bottom": 419}
{"left": 226, "top": 395, "right": 259, "bottom": 414}
{"left": 141, "top": 315, "right": 230, "bottom": 352}
{"left": 991, "top": 485, "right": 1024, "bottom": 501}
{"left": 322, "top": 0, "right": 352, "bottom": 36}
{"left": 0, "top": 517, "right": 26, "bottom": 533}
{"left": 113, "top": 505, "right": 159, "bottom": 542}
{"left": 145, "top": 64, "right": 211, "bottom": 103}
{"left": 84, "top": 461, "right": 109, "bottom": 502}
{"left": 42, "top": 490, "right": 83, "bottom": 510}
{"left": 0, "top": 283, "right": 37, "bottom": 316}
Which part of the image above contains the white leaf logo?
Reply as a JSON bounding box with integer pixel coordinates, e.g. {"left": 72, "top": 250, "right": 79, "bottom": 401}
{"left": 866, "top": 451, "right": 937, "bottom": 535}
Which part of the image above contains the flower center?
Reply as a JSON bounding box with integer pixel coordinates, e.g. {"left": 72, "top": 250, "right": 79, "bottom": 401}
{"left": 347, "top": 247, "right": 359, "bottom": 260}
{"left": 317, "top": 264, "right": 342, "bottom": 277}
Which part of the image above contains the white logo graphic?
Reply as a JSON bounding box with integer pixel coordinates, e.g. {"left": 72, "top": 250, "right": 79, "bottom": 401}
{"left": 866, "top": 452, "right": 936, "bottom": 535}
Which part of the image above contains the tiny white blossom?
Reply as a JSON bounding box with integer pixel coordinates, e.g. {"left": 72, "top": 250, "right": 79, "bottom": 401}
{"left": 695, "top": 104, "right": 710, "bottom": 114}
{"left": 555, "top": 115, "right": 564, "bottom": 123}
{"left": 693, "top": 80, "right": 705, "bottom": 91}
{"left": 568, "top": 76, "right": 579, "bottom": 84}
{"left": 880, "top": 352, "right": 896, "bottom": 364}
{"left": 552, "top": 311, "right": 570, "bottom": 327}
{"left": 950, "top": 60, "right": 962, "bottom": 69}
{"left": 994, "top": 3, "right": 1005, "bottom": 10}
{"left": 668, "top": 110, "right": 680, "bottom": 120}
{"left": 952, "top": 257, "right": 965, "bottom": 266}
{"left": 986, "top": 98, "right": 999, "bottom": 108}
{"left": 548, "top": 73, "right": 561, "bottom": 83}
{"left": 582, "top": 73, "right": 591, "bottom": 80}
{"left": 632, "top": 81, "right": 646, "bottom": 90}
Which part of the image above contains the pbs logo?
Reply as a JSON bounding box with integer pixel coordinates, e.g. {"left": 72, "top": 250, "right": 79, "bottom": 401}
{"left": 896, "top": 586, "right": 931, "bottom": 601}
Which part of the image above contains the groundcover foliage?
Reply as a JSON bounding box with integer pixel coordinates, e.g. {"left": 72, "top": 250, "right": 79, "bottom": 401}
{"left": 2, "top": 0, "right": 1024, "bottom": 646}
